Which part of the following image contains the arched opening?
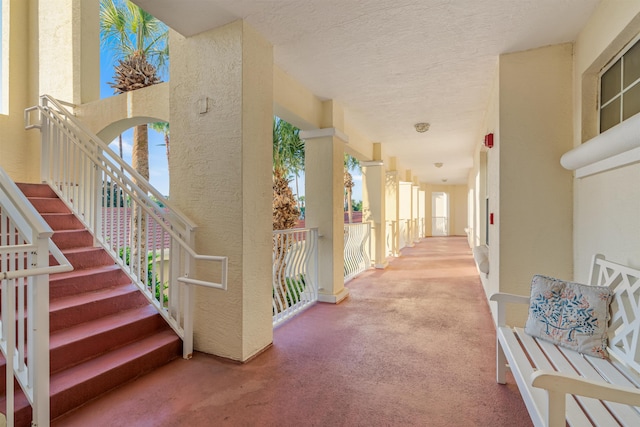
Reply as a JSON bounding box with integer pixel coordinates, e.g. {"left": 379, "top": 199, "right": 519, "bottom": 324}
{"left": 98, "top": 117, "right": 170, "bottom": 197}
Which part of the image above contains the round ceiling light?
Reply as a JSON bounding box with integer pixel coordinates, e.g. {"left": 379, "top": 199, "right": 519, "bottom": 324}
{"left": 434, "top": 162, "right": 443, "bottom": 168}
{"left": 414, "top": 122, "right": 430, "bottom": 133}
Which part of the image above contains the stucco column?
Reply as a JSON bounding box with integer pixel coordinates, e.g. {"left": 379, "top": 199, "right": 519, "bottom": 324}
{"left": 301, "top": 128, "right": 349, "bottom": 303}
{"left": 385, "top": 158, "right": 400, "bottom": 257}
{"left": 169, "top": 21, "right": 273, "bottom": 362}
{"left": 362, "top": 159, "right": 387, "bottom": 269}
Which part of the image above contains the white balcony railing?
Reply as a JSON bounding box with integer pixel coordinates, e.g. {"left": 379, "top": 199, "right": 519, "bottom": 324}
{"left": 25, "top": 95, "right": 228, "bottom": 359}
{"left": 344, "top": 222, "right": 371, "bottom": 282}
{"left": 272, "top": 228, "right": 318, "bottom": 326}
{"left": 0, "top": 166, "right": 73, "bottom": 427}
{"left": 386, "top": 220, "right": 398, "bottom": 257}
{"left": 432, "top": 216, "right": 448, "bottom": 236}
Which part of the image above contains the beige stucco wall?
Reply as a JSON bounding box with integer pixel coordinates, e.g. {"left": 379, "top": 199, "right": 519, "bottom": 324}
{"left": 571, "top": 0, "right": 640, "bottom": 280}
{"left": 480, "top": 68, "right": 500, "bottom": 311}
{"left": 0, "top": 0, "right": 33, "bottom": 181}
{"left": 0, "top": 0, "right": 99, "bottom": 183}
{"left": 76, "top": 83, "right": 169, "bottom": 141}
{"left": 170, "top": 21, "right": 273, "bottom": 362}
{"left": 497, "top": 43, "right": 574, "bottom": 326}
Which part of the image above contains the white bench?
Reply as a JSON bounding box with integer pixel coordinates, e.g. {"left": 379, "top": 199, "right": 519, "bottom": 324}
{"left": 490, "top": 254, "right": 640, "bottom": 427}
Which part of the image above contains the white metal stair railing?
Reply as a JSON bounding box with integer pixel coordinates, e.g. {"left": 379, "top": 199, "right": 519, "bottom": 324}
{"left": 25, "top": 95, "right": 228, "bottom": 359}
{"left": 0, "top": 166, "right": 73, "bottom": 427}
{"left": 272, "top": 228, "right": 319, "bottom": 326}
{"left": 343, "top": 222, "right": 372, "bottom": 283}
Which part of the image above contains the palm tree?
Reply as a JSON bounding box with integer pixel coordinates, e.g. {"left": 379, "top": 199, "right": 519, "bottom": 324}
{"left": 272, "top": 118, "right": 304, "bottom": 231}
{"left": 272, "top": 118, "right": 305, "bottom": 311}
{"left": 344, "top": 154, "right": 360, "bottom": 223}
{"left": 100, "top": 0, "right": 168, "bottom": 284}
{"left": 150, "top": 121, "right": 170, "bottom": 164}
{"left": 100, "top": 0, "right": 168, "bottom": 183}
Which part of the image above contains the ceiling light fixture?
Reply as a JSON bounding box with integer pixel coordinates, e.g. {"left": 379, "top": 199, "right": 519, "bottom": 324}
{"left": 414, "top": 122, "right": 430, "bottom": 133}
{"left": 434, "top": 162, "right": 443, "bottom": 168}
{"left": 442, "top": 179, "right": 448, "bottom": 183}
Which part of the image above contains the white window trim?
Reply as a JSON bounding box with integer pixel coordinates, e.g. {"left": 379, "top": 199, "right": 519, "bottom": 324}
{"left": 598, "top": 32, "right": 640, "bottom": 133}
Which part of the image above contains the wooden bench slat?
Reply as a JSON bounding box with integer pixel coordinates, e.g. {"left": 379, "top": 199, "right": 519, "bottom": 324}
{"left": 515, "top": 328, "right": 601, "bottom": 426}
{"left": 556, "top": 347, "right": 640, "bottom": 426}
{"left": 534, "top": 337, "right": 621, "bottom": 426}
{"left": 496, "top": 326, "right": 548, "bottom": 427}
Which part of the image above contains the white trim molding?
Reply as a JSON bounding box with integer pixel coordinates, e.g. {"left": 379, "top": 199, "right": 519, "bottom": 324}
{"left": 361, "top": 160, "right": 384, "bottom": 167}
{"left": 561, "top": 112, "right": 640, "bottom": 178}
{"left": 300, "top": 127, "right": 349, "bottom": 143}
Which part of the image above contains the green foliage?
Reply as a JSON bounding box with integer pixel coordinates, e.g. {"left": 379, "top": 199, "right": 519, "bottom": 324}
{"left": 273, "top": 275, "right": 307, "bottom": 314}
{"left": 102, "top": 181, "right": 128, "bottom": 207}
{"left": 352, "top": 200, "right": 363, "bottom": 212}
{"left": 100, "top": 0, "right": 169, "bottom": 72}
{"left": 118, "top": 247, "right": 168, "bottom": 303}
{"left": 273, "top": 117, "right": 304, "bottom": 178}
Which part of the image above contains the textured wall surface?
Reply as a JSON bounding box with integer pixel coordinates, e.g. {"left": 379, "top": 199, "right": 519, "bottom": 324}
{"left": 170, "top": 21, "right": 273, "bottom": 361}
{"left": 498, "top": 44, "right": 574, "bottom": 327}
{"left": 572, "top": 1, "right": 640, "bottom": 279}
{"left": 76, "top": 83, "right": 170, "bottom": 141}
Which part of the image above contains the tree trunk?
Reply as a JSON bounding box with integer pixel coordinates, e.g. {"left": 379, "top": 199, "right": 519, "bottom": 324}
{"left": 131, "top": 124, "right": 149, "bottom": 288}
{"left": 132, "top": 124, "right": 150, "bottom": 180}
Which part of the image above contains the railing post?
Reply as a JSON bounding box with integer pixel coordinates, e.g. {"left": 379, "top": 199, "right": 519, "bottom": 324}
{"left": 182, "top": 228, "right": 195, "bottom": 359}
{"left": 40, "top": 99, "right": 50, "bottom": 183}
{"left": 31, "top": 237, "right": 51, "bottom": 427}
{"left": 311, "top": 228, "right": 319, "bottom": 301}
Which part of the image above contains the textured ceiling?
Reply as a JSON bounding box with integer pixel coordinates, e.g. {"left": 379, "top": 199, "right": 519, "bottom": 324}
{"left": 134, "top": 0, "right": 600, "bottom": 184}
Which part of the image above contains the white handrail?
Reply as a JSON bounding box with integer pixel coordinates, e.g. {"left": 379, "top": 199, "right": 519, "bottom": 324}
{"left": 25, "top": 94, "right": 228, "bottom": 359}
{"left": 1, "top": 165, "right": 73, "bottom": 427}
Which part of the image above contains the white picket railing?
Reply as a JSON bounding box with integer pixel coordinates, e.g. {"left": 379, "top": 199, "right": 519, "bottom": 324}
{"left": 386, "top": 220, "right": 398, "bottom": 257}
{"left": 0, "top": 167, "right": 73, "bottom": 427}
{"left": 432, "top": 216, "right": 448, "bottom": 236}
{"left": 25, "top": 95, "right": 228, "bottom": 359}
{"left": 272, "top": 228, "right": 318, "bottom": 326}
{"left": 344, "top": 222, "right": 371, "bottom": 282}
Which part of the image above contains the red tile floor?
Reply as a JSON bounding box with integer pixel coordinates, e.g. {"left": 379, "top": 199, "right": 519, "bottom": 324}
{"left": 53, "top": 236, "right": 531, "bottom": 426}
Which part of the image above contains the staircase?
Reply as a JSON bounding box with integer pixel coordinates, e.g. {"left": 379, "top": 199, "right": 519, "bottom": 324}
{"left": 0, "top": 183, "right": 181, "bottom": 425}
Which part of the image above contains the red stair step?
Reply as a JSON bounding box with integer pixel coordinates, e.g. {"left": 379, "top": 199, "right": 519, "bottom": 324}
{"left": 52, "top": 247, "right": 114, "bottom": 270}
{"left": 41, "top": 213, "right": 85, "bottom": 231}
{"left": 49, "top": 283, "right": 149, "bottom": 332}
{"left": 50, "top": 305, "right": 169, "bottom": 374}
{"left": 49, "top": 330, "right": 181, "bottom": 420}
{"left": 26, "top": 197, "right": 70, "bottom": 214}
{"left": 50, "top": 265, "right": 130, "bottom": 300}
{"left": 15, "top": 183, "right": 57, "bottom": 198}
{"left": 51, "top": 229, "right": 94, "bottom": 250}
{"left": 0, "top": 330, "right": 181, "bottom": 426}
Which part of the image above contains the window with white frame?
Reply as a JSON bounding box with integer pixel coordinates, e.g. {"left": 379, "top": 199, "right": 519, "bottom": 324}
{"left": 600, "top": 36, "right": 640, "bottom": 133}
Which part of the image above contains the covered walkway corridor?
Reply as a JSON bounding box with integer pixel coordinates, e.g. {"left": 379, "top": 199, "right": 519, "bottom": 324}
{"left": 54, "top": 237, "right": 530, "bottom": 426}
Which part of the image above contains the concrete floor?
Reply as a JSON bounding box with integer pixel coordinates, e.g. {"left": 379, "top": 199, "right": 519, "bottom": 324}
{"left": 53, "top": 237, "right": 532, "bottom": 427}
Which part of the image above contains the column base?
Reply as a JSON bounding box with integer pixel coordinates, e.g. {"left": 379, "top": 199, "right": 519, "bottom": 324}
{"left": 318, "top": 287, "right": 350, "bottom": 304}
{"left": 375, "top": 261, "right": 389, "bottom": 269}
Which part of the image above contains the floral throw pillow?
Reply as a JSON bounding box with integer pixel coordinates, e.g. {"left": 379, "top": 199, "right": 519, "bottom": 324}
{"left": 524, "top": 275, "right": 613, "bottom": 359}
